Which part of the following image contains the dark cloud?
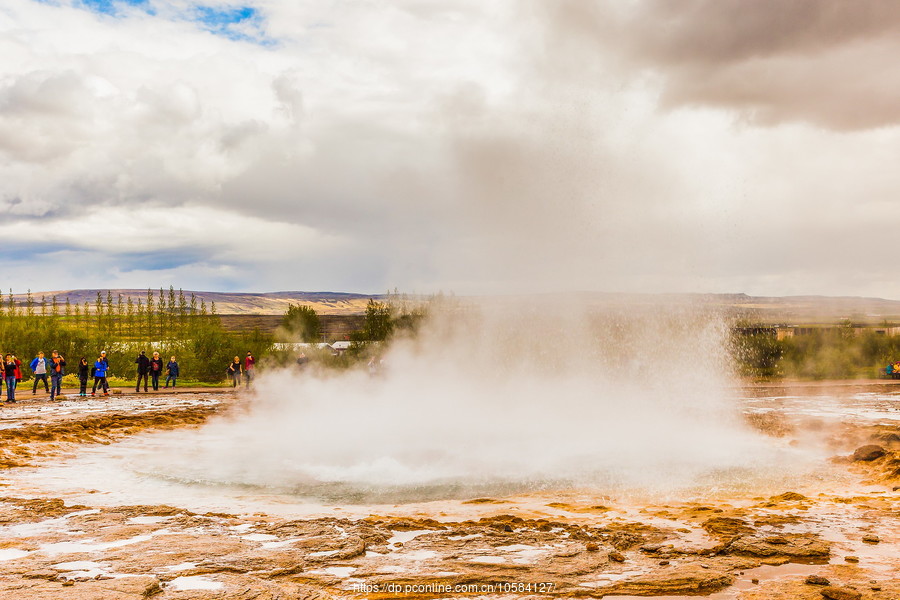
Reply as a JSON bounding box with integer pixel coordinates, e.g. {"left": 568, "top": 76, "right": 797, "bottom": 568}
{"left": 541, "top": 0, "right": 900, "bottom": 130}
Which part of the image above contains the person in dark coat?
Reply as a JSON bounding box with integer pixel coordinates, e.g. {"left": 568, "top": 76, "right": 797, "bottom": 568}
{"left": 135, "top": 351, "right": 150, "bottom": 392}
{"left": 4, "top": 354, "right": 17, "bottom": 403}
{"left": 77, "top": 357, "right": 90, "bottom": 397}
{"left": 226, "top": 356, "right": 242, "bottom": 388}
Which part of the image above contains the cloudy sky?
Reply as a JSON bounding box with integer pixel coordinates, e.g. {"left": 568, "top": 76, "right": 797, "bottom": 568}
{"left": 1, "top": 0, "right": 898, "bottom": 297}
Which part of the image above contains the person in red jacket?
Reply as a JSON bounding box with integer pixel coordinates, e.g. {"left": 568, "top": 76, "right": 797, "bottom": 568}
{"left": 12, "top": 353, "right": 22, "bottom": 388}
{"left": 244, "top": 351, "right": 255, "bottom": 387}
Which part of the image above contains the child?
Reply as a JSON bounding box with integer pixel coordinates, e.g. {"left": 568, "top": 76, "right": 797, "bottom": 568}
{"left": 165, "top": 356, "right": 179, "bottom": 388}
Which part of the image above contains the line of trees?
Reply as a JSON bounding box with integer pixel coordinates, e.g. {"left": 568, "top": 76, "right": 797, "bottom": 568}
{"left": 0, "top": 287, "right": 271, "bottom": 382}
{"left": 730, "top": 323, "right": 900, "bottom": 380}
{"left": 0, "top": 289, "right": 430, "bottom": 383}
{"left": 0, "top": 287, "right": 218, "bottom": 341}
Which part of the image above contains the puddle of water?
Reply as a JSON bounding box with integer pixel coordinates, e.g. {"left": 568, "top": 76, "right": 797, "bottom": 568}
{"left": 38, "top": 529, "right": 172, "bottom": 556}
{"left": 0, "top": 509, "right": 101, "bottom": 537}
{"left": 310, "top": 566, "right": 356, "bottom": 578}
{"left": 468, "top": 556, "right": 506, "bottom": 564}
{"left": 168, "top": 575, "right": 223, "bottom": 591}
{"left": 162, "top": 562, "right": 196, "bottom": 572}
{"left": 387, "top": 530, "right": 431, "bottom": 547}
{"left": 0, "top": 548, "right": 30, "bottom": 561}
{"left": 241, "top": 533, "right": 278, "bottom": 542}
{"left": 127, "top": 516, "right": 171, "bottom": 525}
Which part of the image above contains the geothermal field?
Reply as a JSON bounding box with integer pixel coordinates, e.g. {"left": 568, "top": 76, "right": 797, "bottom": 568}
{"left": 4, "top": 2, "right": 900, "bottom": 599}
{"left": 0, "top": 303, "right": 897, "bottom": 600}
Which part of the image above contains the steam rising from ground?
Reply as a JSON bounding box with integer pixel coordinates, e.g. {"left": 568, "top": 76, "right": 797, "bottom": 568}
{"left": 128, "top": 299, "right": 811, "bottom": 503}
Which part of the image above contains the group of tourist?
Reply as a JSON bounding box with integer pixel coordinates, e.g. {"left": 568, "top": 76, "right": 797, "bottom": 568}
{"left": 3, "top": 350, "right": 75, "bottom": 403}
{"left": 134, "top": 351, "right": 180, "bottom": 392}
{"left": 1, "top": 349, "right": 258, "bottom": 403}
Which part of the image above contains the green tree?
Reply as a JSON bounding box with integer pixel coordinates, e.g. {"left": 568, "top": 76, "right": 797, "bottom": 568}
{"left": 280, "top": 304, "right": 321, "bottom": 342}
{"left": 361, "top": 299, "right": 393, "bottom": 341}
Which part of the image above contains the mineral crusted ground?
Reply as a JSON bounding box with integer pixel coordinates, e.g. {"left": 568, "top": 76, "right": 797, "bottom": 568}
{"left": 0, "top": 389, "right": 897, "bottom": 599}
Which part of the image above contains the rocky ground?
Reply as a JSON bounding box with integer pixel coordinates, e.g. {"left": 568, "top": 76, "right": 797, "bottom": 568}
{"left": 0, "top": 390, "right": 898, "bottom": 600}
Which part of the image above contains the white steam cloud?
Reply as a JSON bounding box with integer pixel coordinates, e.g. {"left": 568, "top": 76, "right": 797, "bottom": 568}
{"left": 119, "top": 299, "right": 809, "bottom": 504}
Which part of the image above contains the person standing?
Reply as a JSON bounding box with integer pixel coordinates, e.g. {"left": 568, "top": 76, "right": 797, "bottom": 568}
{"left": 30, "top": 351, "right": 50, "bottom": 394}
{"left": 135, "top": 351, "right": 150, "bottom": 392}
{"left": 12, "top": 354, "right": 22, "bottom": 391}
{"left": 4, "top": 355, "right": 17, "bottom": 403}
{"left": 92, "top": 354, "right": 109, "bottom": 396}
{"left": 226, "top": 356, "right": 242, "bottom": 388}
{"left": 165, "top": 356, "right": 179, "bottom": 388}
{"left": 49, "top": 350, "right": 66, "bottom": 401}
{"left": 149, "top": 351, "right": 163, "bottom": 391}
{"left": 77, "top": 357, "right": 89, "bottom": 397}
{"left": 244, "top": 351, "right": 255, "bottom": 387}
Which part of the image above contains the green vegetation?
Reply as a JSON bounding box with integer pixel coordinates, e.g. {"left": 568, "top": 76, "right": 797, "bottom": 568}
{"left": 730, "top": 323, "right": 900, "bottom": 380}
{"left": 0, "top": 288, "right": 429, "bottom": 384}
{"left": 279, "top": 304, "right": 321, "bottom": 342}
{"left": 0, "top": 287, "right": 272, "bottom": 383}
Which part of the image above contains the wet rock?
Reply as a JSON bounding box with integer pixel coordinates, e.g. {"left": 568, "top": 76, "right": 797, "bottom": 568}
{"left": 806, "top": 575, "right": 831, "bottom": 585}
{"left": 770, "top": 492, "right": 809, "bottom": 502}
{"left": 142, "top": 580, "right": 162, "bottom": 597}
{"left": 23, "top": 570, "right": 58, "bottom": 580}
{"left": 608, "top": 551, "right": 626, "bottom": 562}
{"left": 727, "top": 533, "right": 830, "bottom": 560}
{"left": 335, "top": 536, "right": 366, "bottom": 559}
{"left": 609, "top": 531, "right": 644, "bottom": 550}
{"left": 852, "top": 445, "right": 886, "bottom": 461}
{"left": 607, "top": 565, "right": 733, "bottom": 596}
{"left": 702, "top": 516, "right": 754, "bottom": 537}
{"left": 861, "top": 534, "right": 880, "bottom": 544}
{"left": 821, "top": 586, "right": 862, "bottom": 600}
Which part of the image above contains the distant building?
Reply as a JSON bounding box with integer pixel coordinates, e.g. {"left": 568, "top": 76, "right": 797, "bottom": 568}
{"left": 331, "top": 341, "right": 353, "bottom": 355}
{"left": 272, "top": 342, "right": 332, "bottom": 351}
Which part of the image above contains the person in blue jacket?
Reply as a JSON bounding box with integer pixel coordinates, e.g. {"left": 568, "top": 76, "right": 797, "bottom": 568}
{"left": 30, "top": 351, "right": 50, "bottom": 394}
{"left": 165, "top": 356, "right": 180, "bottom": 388}
{"left": 92, "top": 354, "right": 109, "bottom": 396}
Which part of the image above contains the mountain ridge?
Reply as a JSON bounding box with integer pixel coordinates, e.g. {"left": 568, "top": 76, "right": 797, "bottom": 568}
{"left": 5, "top": 290, "right": 900, "bottom": 321}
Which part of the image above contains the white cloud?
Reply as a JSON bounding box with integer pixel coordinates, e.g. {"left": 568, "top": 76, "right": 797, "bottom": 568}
{"left": 0, "top": 0, "right": 898, "bottom": 297}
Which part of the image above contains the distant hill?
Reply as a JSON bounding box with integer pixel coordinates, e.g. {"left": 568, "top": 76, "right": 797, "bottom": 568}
{"left": 7, "top": 290, "right": 383, "bottom": 316}
{"left": 8, "top": 290, "right": 900, "bottom": 323}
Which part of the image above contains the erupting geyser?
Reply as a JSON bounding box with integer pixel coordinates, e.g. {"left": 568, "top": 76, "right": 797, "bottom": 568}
{"left": 116, "top": 297, "right": 809, "bottom": 504}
